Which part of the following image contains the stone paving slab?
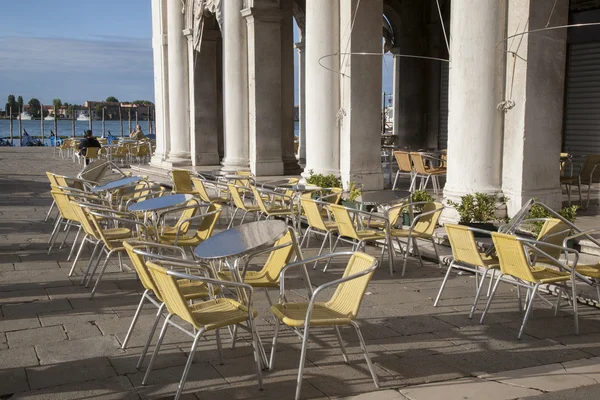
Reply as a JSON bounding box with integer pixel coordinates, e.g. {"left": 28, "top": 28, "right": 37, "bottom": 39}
{"left": 399, "top": 377, "right": 542, "bottom": 400}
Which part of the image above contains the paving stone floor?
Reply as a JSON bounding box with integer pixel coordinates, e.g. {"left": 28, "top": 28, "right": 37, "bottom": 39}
{"left": 0, "top": 147, "right": 599, "bottom": 399}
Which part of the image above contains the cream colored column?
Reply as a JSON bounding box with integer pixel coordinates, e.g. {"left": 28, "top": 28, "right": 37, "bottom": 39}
{"left": 150, "top": 0, "right": 170, "bottom": 166}
{"left": 443, "top": 0, "right": 506, "bottom": 220}
{"left": 502, "top": 0, "right": 568, "bottom": 214}
{"left": 165, "top": 0, "right": 191, "bottom": 165}
{"left": 295, "top": 40, "right": 306, "bottom": 167}
{"left": 339, "top": 0, "right": 383, "bottom": 190}
{"left": 242, "top": 6, "right": 284, "bottom": 176}
{"left": 221, "top": 0, "right": 250, "bottom": 172}
{"left": 303, "top": 0, "right": 340, "bottom": 176}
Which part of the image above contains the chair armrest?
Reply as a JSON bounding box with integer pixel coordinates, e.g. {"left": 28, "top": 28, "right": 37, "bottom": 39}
{"left": 240, "top": 241, "right": 294, "bottom": 276}
{"left": 127, "top": 240, "right": 189, "bottom": 260}
{"left": 169, "top": 209, "right": 221, "bottom": 243}
{"left": 519, "top": 238, "right": 580, "bottom": 275}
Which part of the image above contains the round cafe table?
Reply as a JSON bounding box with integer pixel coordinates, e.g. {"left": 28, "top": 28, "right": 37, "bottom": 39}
{"left": 194, "top": 219, "right": 289, "bottom": 368}
{"left": 128, "top": 194, "right": 196, "bottom": 240}
{"left": 91, "top": 176, "right": 141, "bottom": 193}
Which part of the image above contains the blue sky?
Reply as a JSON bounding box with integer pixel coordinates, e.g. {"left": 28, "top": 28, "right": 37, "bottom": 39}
{"left": 0, "top": 2, "right": 393, "bottom": 107}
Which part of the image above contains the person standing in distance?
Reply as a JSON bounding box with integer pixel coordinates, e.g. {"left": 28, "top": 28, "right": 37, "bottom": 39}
{"left": 79, "top": 130, "right": 101, "bottom": 165}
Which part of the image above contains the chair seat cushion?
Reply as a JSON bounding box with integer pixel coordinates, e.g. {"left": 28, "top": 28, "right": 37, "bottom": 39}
{"left": 218, "top": 270, "right": 279, "bottom": 287}
{"left": 355, "top": 230, "right": 386, "bottom": 241}
{"left": 531, "top": 266, "right": 571, "bottom": 283}
{"left": 575, "top": 264, "right": 600, "bottom": 279}
{"left": 270, "top": 302, "right": 352, "bottom": 327}
{"left": 188, "top": 298, "right": 256, "bottom": 331}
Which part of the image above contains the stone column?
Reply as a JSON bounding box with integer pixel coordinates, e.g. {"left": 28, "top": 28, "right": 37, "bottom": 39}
{"left": 443, "top": 0, "right": 506, "bottom": 221}
{"left": 295, "top": 40, "right": 306, "bottom": 167}
{"left": 165, "top": 0, "right": 191, "bottom": 166}
{"left": 303, "top": 0, "right": 340, "bottom": 176}
{"left": 190, "top": 28, "right": 221, "bottom": 166}
{"left": 502, "top": 0, "right": 568, "bottom": 214}
{"left": 339, "top": 0, "right": 383, "bottom": 190}
{"left": 280, "top": 0, "right": 301, "bottom": 174}
{"left": 221, "top": 0, "right": 250, "bottom": 172}
{"left": 150, "top": 0, "right": 170, "bottom": 166}
{"left": 392, "top": 1, "right": 428, "bottom": 150}
{"left": 242, "top": 5, "right": 284, "bottom": 176}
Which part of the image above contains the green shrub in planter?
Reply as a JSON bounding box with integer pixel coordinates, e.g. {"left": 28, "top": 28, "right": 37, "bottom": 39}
{"left": 526, "top": 203, "right": 579, "bottom": 237}
{"left": 447, "top": 192, "right": 506, "bottom": 236}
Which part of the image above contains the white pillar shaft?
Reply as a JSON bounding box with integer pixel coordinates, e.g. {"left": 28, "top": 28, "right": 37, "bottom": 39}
{"left": 339, "top": 0, "right": 383, "bottom": 190}
{"left": 281, "top": 0, "right": 300, "bottom": 174}
{"left": 444, "top": 0, "right": 504, "bottom": 200}
{"left": 502, "top": 0, "right": 568, "bottom": 214}
{"left": 304, "top": 0, "right": 340, "bottom": 176}
{"left": 150, "top": 0, "right": 170, "bottom": 166}
{"left": 295, "top": 40, "right": 306, "bottom": 167}
{"left": 166, "top": 0, "right": 190, "bottom": 164}
{"left": 221, "top": 0, "right": 249, "bottom": 171}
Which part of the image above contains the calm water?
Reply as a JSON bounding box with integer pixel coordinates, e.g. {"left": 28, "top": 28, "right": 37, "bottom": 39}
{"left": 0, "top": 119, "right": 299, "bottom": 146}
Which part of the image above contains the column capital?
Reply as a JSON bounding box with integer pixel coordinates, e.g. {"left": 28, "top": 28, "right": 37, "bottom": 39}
{"left": 241, "top": 7, "right": 282, "bottom": 23}
{"left": 294, "top": 40, "right": 305, "bottom": 51}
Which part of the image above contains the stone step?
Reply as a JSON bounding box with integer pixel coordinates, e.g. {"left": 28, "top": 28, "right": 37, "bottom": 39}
{"left": 579, "top": 238, "right": 600, "bottom": 256}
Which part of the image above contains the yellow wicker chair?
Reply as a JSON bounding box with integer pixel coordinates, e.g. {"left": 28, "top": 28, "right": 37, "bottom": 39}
{"left": 392, "top": 150, "right": 417, "bottom": 191}
{"left": 389, "top": 201, "right": 444, "bottom": 277}
{"left": 329, "top": 204, "right": 393, "bottom": 273}
{"left": 561, "top": 154, "right": 600, "bottom": 208}
{"left": 300, "top": 197, "right": 339, "bottom": 268}
{"left": 227, "top": 183, "right": 261, "bottom": 228}
{"left": 269, "top": 251, "right": 380, "bottom": 400}
{"left": 251, "top": 186, "right": 297, "bottom": 226}
{"left": 191, "top": 177, "right": 229, "bottom": 204}
{"left": 562, "top": 228, "right": 600, "bottom": 303}
{"left": 121, "top": 241, "right": 217, "bottom": 369}
{"left": 143, "top": 261, "right": 263, "bottom": 400}
{"left": 157, "top": 203, "right": 222, "bottom": 249}
{"left": 434, "top": 224, "right": 499, "bottom": 319}
{"left": 169, "top": 170, "right": 194, "bottom": 194}
{"left": 410, "top": 152, "right": 446, "bottom": 194}
{"left": 481, "top": 232, "right": 579, "bottom": 339}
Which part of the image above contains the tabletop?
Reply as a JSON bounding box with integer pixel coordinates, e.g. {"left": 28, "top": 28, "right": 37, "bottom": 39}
{"left": 277, "top": 183, "right": 322, "bottom": 192}
{"left": 91, "top": 176, "right": 141, "bottom": 193}
{"left": 356, "top": 190, "right": 411, "bottom": 206}
{"left": 128, "top": 193, "right": 195, "bottom": 212}
{"left": 194, "top": 220, "right": 287, "bottom": 260}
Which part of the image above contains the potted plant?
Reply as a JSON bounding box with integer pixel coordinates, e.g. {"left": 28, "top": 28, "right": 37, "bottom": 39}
{"left": 402, "top": 189, "right": 434, "bottom": 225}
{"left": 525, "top": 203, "right": 579, "bottom": 242}
{"left": 447, "top": 192, "right": 506, "bottom": 236}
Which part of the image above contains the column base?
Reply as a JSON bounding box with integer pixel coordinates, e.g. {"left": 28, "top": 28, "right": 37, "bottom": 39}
{"left": 221, "top": 157, "right": 250, "bottom": 172}
{"left": 283, "top": 156, "right": 302, "bottom": 175}
{"left": 340, "top": 170, "right": 384, "bottom": 191}
{"left": 194, "top": 153, "right": 221, "bottom": 166}
{"left": 165, "top": 151, "right": 192, "bottom": 167}
{"left": 252, "top": 159, "right": 284, "bottom": 177}
{"left": 150, "top": 153, "right": 167, "bottom": 168}
{"left": 297, "top": 155, "right": 306, "bottom": 168}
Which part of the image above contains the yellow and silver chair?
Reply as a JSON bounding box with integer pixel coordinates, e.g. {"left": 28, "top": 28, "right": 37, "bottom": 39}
{"left": 143, "top": 260, "right": 263, "bottom": 400}
{"left": 169, "top": 170, "right": 194, "bottom": 194}
{"left": 269, "top": 251, "right": 379, "bottom": 400}
{"left": 300, "top": 197, "right": 339, "bottom": 268}
{"left": 227, "top": 183, "right": 262, "bottom": 228}
{"left": 481, "top": 232, "right": 579, "bottom": 339}
{"left": 157, "top": 203, "right": 222, "bottom": 251}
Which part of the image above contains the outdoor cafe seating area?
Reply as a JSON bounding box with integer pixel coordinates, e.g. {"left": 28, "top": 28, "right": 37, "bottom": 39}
{"left": 40, "top": 153, "right": 600, "bottom": 399}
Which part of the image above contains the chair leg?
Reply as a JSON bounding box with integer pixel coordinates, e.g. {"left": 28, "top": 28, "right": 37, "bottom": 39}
{"left": 80, "top": 243, "right": 104, "bottom": 285}
{"left": 215, "top": 328, "right": 224, "bottom": 365}
{"left": 300, "top": 226, "right": 311, "bottom": 248}
{"left": 315, "top": 232, "right": 329, "bottom": 269}
{"left": 333, "top": 326, "right": 349, "bottom": 363}
{"left": 48, "top": 216, "right": 62, "bottom": 245}
{"left": 247, "top": 320, "right": 264, "bottom": 389}
{"left": 67, "top": 226, "right": 83, "bottom": 261}
{"left": 142, "top": 314, "right": 172, "bottom": 385}
{"left": 268, "top": 318, "right": 280, "bottom": 371}
{"left": 58, "top": 222, "right": 73, "bottom": 250}
{"left": 90, "top": 249, "right": 118, "bottom": 298}
{"left": 572, "top": 277, "right": 579, "bottom": 335}
{"left": 350, "top": 321, "right": 380, "bottom": 389}
{"left": 469, "top": 268, "right": 491, "bottom": 319}
{"left": 122, "top": 290, "right": 149, "bottom": 349}
{"left": 44, "top": 201, "right": 56, "bottom": 223}
{"left": 136, "top": 303, "right": 166, "bottom": 369}
{"left": 434, "top": 261, "right": 456, "bottom": 307}
{"left": 413, "top": 238, "right": 424, "bottom": 268}
{"left": 518, "top": 284, "right": 539, "bottom": 339}
{"left": 392, "top": 171, "right": 400, "bottom": 190}
{"left": 227, "top": 208, "right": 238, "bottom": 229}
{"left": 295, "top": 325, "right": 311, "bottom": 400}
{"left": 480, "top": 273, "right": 504, "bottom": 324}
{"left": 68, "top": 235, "right": 88, "bottom": 277}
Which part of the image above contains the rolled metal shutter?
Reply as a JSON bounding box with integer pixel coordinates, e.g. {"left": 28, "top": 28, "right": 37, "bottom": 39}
{"left": 438, "top": 62, "right": 449, "bottom": 150}
{"left": 563, "top": 42, "right": 600, "bottom": 156}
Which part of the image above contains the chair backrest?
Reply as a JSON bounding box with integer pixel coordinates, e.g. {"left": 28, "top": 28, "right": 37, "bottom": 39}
{"left": 169, "top": 201, "right": 201, "bottom": 236}
{"left": 535, "top": 218, "right": 571, "bottom": 261}
{"left": 409, "top": 152, "right": 429, "bottom": 174}
{"left": 322, "top": 187, "right": 343, "bottom": 205}
{"left": 191, "top": 203, "right": 222, "bottom": 242}
{"left": 51, "top": 190, "right": 79, "bottom": 223}
{"left": 580, "top": 154, "right": 600, "bottom": 182}
{"left": 412, "top": 202, "right": 443, "bottom": 236}
{"left": 283, "top": 178, "right": 299, "bottom": 197}
{"left": 147, "top": 261, "right": 196, "bottom": 324}
{"left": 69, "top": 202, "right": 100, "bottom": 239}
{"left": 445, "top": 224, "right": 487, "bottom": 266}
{"left": 123, "top": 241, "right": 162, "bottom": 299}
{"left": 228, "top": 184, "right": 248, "bottom": 210}
{"left": 302, "top": 198, "right": 329, "bottom": 231}
{"left": 329, "top": 204, "right": 359, "bottom": 239}
{"left": 394, "top": 151, "right": 413, "bottom": 173}
{"left": 387, "top": 203, "right": 406, "bottom": 227}
{"left": 79, "top": 159, "right": 110, "bottom": 183}
{"left": 85, "top": 147, "right": 100, "bottom": 158}
{"left": 191, "top": 178, "right": 212, "bottom": 202}
{"left": 251, "top": 186, "right": 270, "bottom": 213}
{"left": 171, "top": 170, "right": 193, "bottom": 194}
{"left": 325, "top": 252, "right": 377, "bottom": 319}
{"left": 46, "top": 172, "right": 58, "bottom": 188}
{"left": 258, "top": 231, "right": 295, "bottom": 283}
{"left": 491, "top": 232, "right": 536, "bottom": 282}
